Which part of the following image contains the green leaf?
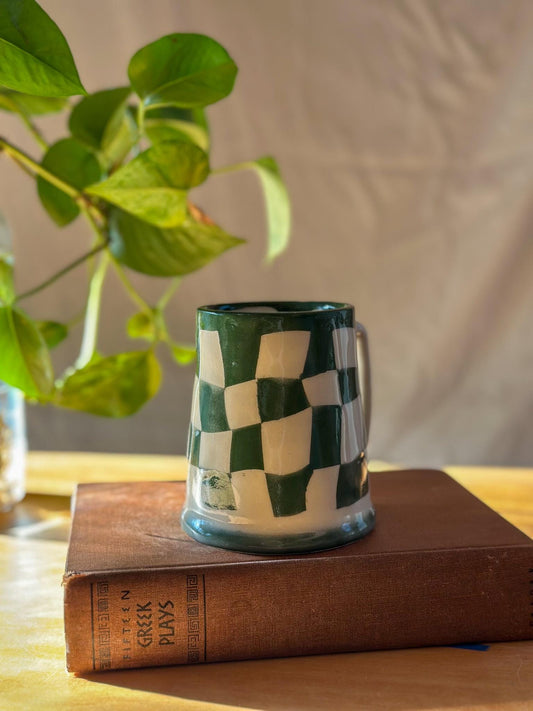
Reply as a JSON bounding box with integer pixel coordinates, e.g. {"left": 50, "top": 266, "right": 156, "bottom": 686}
{"left": 55, "top": 350, "right": 161, "bottom": 417}
{"left": 0, "top": 254, "right": 14, "bottom": 306}
{"left": 37, "top": 138, "right": 102, "bottom": 226}
{"left": 145, "top": 106, "right": 209, "bottom": 151}
{"left": 109, "top": 207, "right": 244, "bottom": 277}
{"left": 128, "top": 33, "right": 237, "bottom": 109}
{"left": 0, "top": 0, "right": 86, "bottom": 97}
{"left": 102, "top": 105, "right": 138, "bottom": 167}
{"left": 36, "top": 320, "right": 68, "bottom": 349}
{"left": 241, "top": 157, "right": 291, "bottom": 262}
{"left": 170, "top": 342, "right": 196, "bottom": 365}
{"left": 68, "top": 87, "right": 135, "bottom": 164}
{"left": 0, "top": 89, "right": 67, "bottom": 115}
{"left": 87, "top": 140, "right": 209, "bottom": 227}
{"left": 0, "top": 306, "right": 53, "bottom": 397}
{"left": 127, "top": 311, "right": 155, "bottom": 342}
{"left": 0, "top": 214, "right": 14, "bottom": 305}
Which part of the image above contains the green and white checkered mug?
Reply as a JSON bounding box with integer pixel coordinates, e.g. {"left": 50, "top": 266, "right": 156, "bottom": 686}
{"left": 181, "top": 302, "right": 375, "bottom": 553}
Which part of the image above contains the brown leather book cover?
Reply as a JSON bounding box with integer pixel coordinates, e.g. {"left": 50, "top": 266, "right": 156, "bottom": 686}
{"left": 63, "top": 470, "right": 533, "bottom": 673}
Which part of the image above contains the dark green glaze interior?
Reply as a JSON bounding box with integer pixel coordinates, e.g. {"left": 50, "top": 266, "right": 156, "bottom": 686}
{"left": 200, "top": 301, "right": 353, "bottom": 313}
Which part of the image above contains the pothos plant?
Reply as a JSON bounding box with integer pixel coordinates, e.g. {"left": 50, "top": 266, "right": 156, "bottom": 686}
{"left": 0, "top": 0, "right": 290, "bottom": 417}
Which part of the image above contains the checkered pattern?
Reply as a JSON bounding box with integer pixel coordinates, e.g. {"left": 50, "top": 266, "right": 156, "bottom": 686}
{"left": 187, "top": 326, "right": 368, "bottom": 518}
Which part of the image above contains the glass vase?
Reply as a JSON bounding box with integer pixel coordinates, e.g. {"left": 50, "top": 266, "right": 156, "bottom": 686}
{"left": 0, "top": 383, "right": 27, "bottom": 512}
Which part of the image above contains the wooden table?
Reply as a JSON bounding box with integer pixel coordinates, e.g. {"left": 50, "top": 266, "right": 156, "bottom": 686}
{"left": 1, "top": 453, "right": 532, "bottom": 710}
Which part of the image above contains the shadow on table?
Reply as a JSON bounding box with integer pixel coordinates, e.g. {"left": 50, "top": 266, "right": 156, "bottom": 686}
{"left": 82, "top": 644, "right": 533, "bottom": 711}
{"left": 0, "top": 493, "right": 71, "bottom": 541}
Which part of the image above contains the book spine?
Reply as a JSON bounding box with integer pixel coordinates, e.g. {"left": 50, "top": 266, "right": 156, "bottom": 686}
{"left": 64, "top": 545, "right": 533, "bottom": 673}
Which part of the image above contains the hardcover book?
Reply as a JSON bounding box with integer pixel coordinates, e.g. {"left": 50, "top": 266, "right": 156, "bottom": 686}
{"left": 63, "top": 470, "right": 533, "bottom": 673}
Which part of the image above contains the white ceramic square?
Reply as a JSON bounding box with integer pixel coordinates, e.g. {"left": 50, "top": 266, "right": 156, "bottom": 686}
{"left": 186, "top": 464, "right": 203, "bottom": 507}
{"left": 224, "top": 380, "right": 260, "bottom": 430}
{"left": 305, "top": 465, "right": 340, "bottom": 514}
{"left": 341, "top": 401, "right": 360, "bottom": 464}
{"left": 262, "top": 408, "right": 312, "bottom": 475}
{"left": 332, "top": 327, "right": 357, "bottom": 370}
{"left": 198, "top": 430, "right": 232, "bottom": 473}
{"left": 230, "top": 470, "right": 274, "bottom": 521}
{"left": 255, "top": 330, "right": 310, "bottom": 379}
{"left": 197, "top": 329, "right": 225, "bottom": 388}
{"left": 190, "top": 375, "right": 201, "bottom": 430}
{"left": 302, "top": 370, "right": 342, "bottom": 406}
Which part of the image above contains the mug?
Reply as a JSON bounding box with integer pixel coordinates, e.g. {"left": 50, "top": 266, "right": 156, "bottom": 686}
{"left": 181, "top": 301, "right": 375, "bottom": 553}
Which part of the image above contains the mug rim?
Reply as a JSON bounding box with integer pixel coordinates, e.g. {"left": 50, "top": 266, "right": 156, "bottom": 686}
{"left": 198, "top": 301, "right": 354, "bottom": 316}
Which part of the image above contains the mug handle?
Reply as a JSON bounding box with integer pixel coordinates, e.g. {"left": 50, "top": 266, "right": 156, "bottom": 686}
{"left": 356, "top": 322, "right": 371, "bottom": 440}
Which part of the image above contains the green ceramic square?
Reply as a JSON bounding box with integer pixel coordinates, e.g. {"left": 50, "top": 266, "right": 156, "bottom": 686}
{"left": 188, "top": 426, "right": 202, "bottom": 467}
{"left": 257, "top": 378, "right": 310, "bottom": 422}
{"left": 310, "top": 406, "right": 342, "bottom": 469}
{"left": 218, "top": 322, "right": 263, "bottom": 386}
{"left": 302, "top": 322, "right": 336, "bottom": 378}
{"left": 199, "top": 381, "right": 229, "bottom": 432}
{"left": 336, "top": 458, "right": 363, "bottom": 508}
{"left": 338, "top": 367, "right": 358, "bottom": 404}
{"left": 230, "top": 424, "right": 264, "bottom": 472}
{"left": 266, "top": 466, "right": 313, "bottom": 517}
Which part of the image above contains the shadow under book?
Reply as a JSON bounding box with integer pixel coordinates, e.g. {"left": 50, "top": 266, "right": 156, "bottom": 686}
{"left": 63, "top": 469, "right": 533, "bottom": 673}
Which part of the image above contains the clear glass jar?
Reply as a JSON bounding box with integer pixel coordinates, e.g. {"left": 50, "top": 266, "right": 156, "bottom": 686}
{"left": 0, "top": 383, "right": 27, "bottom": 511}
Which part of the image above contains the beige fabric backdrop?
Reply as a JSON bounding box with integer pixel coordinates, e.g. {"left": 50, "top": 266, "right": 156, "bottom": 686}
{"left": 1, "top": 0, "right": 532, "bottom": 466}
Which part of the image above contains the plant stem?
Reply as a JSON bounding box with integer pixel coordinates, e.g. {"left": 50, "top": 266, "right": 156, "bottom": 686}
{"left": 74, "top": 205, "right": 113, "bottom": 367}
{"left": 7, "top": 155, "right": 35, "bottom": 180}
{"left": 111, "top": 258, "right": 152, "bottom": 313}
{"left": 82, "top": 205, "right": 152, "bottom": 316}
{"left": 0, "top": 137, "right": 80, "bottom": 199}
{"left": 82, "top": 207, "right": 107, "bottom": 246}
{"left": 15, "top": 242, "right": 108, "bottom": 302}
{"left": 84, "top": 206, "right": 153, "bottom": 317}
{"left": 157, "top": 277, "right": 181, "bottom": 310}
{"left": 0, "top": 95, "right": 49, "bottom": 151}
{"left": 18, "top": 114, "right": 48, "bottom": 151}
{"left": 137, "top": 102, "right": 146, "bottom": 136}
{"left": 211, "top": 161, "right": 251, "bottom": 176}
{"left": 76, "top": 251, "right": 110, "bottom": 369}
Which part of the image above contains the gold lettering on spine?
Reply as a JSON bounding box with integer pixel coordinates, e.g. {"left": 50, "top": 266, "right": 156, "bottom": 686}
{"left": 186, "top": 575, "right": 206, "bottom": 662}
{"left": 95, "top": 581, "right": 111, "bottom": 670}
